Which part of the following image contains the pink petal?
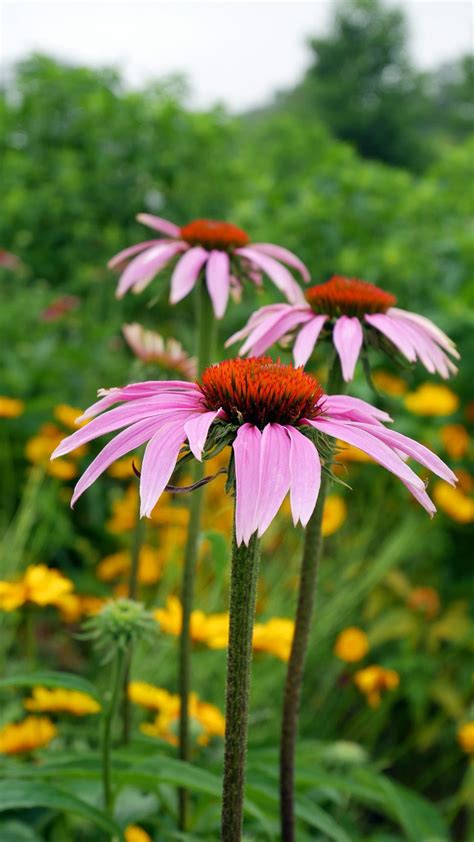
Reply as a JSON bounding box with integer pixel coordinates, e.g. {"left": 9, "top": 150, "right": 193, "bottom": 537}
{"left": 206, "top": 250, "right": 230, "bottom": 319}
{"left": 358, "top": 423, "right": 457, "bottom": 485}
{"left": 136, "top": 213, "right": 181, "bottom": 237}
{"left": 116, "top": 242, "right": 187, "bottom": 298}
{"left": 285, "top": 426, "right": 321, "bottom": 526}
{"left": 250, "top": 243, "right": 311, "bottom": 282}
{"left": 389, "top": 308, "right": 459, "bottom": 359}
{"left": 233, "top": 424, "right": 262, "bottom": 546}
{"left": 236, "top": 247, "right": 304, "bottom": 304}
{"left": 399, "top": 477, "right": 436, "bottom": 517}
{"left": 170, "top": 247, "right": 209, "bottom": 304}
{"left": 333, "top": 316, "right": 363, "bottom": 382}
{"left": 108, "top": 239, "right": 165, "bottom": 269}
{"left": 321, "top": 394, "right": 393, "bottom": 424}
{"left": 364, "top": 313, "right": 417, "bottom": 362}
{"left": 78, "top": 381, "right": 199, "bottom": 422}
{"left": 255, "top": 424, "right": 292, "bottom": 538}
{"left": 242, "top": 308, "right": 313, "bottom": 357}
{"left": 184, "top": 410, "right": 220, "bottom": 461}
{"left": 140, "top": 421, "right": 189, "bottom": 517}
{"left": 293, "top": 316, "right": 327, "bottom": 367}
{"left": 225, "top": 304, "right": 291, "bottom": 348}
{"left": 389, "top": 319, "right": 455, "bottom": 379}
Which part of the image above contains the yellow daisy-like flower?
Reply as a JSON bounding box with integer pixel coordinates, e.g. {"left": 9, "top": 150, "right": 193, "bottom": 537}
{"left": 252, "top": 618, "right": 294, "bottom": 661}
{"left": 107, "top": 456, "right": 141, "bottom": 480}
{"left": 457, "top": 721, "right": 474, "bottom": 755}
{"left": 433, "top": 481, "right": 474, "bottom": 523}
{"left": 24, "top": 687, "right": 101, "bottom": 716}
{"left": 354, "top": 665, "right": 399, "bottom": 708}
{"left": 335, "top": 442, "right": 372, "bottom": 464}
{"left": 97, "top": 546, "right": 164, "bottom": 586}
{"left": 440, "top": 424, "right": 470, "bottom": 459}
{"left": 322, "top": 495, "right": 347, "bottom": 537}
{"left": 0, "top": 716, "right": 57, "bottom": 754}
{"left": 25, "top": 422, "right": 85, "bottom": 479}
{"left": 0, "top": 565, "right": 74, "bottom": 612}
{"left": 106, "top": 483, "right": 189, "bottom": 534}
{"left": 125, "top": 826, "right": 152, "bottom": 842}
{"left": 133, "top": 683, "right": 224, "bottom": 747}
{"left": 57, "top": 593, "right": 105, "bottom": 623}
{"left": 334, "top": 627, "right": 369, "bottom": 663}
{"left": 154, "top": 596, "right": 229, "bottom": 646}
{"left": 0, "top": 396, "right": 25, "bottom": 418}
{"left": 53, "top": 404, "right": 87, "bottom": 430}
{"left": 404, "top": 383, "right": 459, "bottom": 417}
{"left": 372, "top": 371, "right": 407, "bottom": 397}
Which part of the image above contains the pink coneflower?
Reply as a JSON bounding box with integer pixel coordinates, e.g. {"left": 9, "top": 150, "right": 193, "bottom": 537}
{"left": 51, "top": 358, "right": 455, "bottom": 546}
{"left": 227, "top": 275, "right": 459, "bottom": 381}
{"left": 108, "top": 216, "right": 309, "bottom": 317}
{"left": 122, "top": 323, "right": 197, "bottom": 380}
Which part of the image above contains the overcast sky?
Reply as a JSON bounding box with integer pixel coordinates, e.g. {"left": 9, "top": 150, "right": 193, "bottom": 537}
{"left": 1, "top": 0, "right": 473, "bottom": 110}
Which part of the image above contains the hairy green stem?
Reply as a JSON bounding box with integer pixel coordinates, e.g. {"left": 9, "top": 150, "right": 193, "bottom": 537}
{"left": 178, "top": 278, "right": 216, "bottom": 830}
{"left": 102, "top": 649, "right": 127, "bottom": 818}
{"left": 280, "top": 357, "right": 345, "bottom": 842}
{"left": 121, "top": 507, "right": 146, "bottom": 744}
{"left": 221, "top": 530, "right": 261, "bottom": 841}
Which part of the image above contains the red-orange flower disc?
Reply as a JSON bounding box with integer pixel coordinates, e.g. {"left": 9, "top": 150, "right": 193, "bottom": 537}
{"left": 180, "top": 219, "right": 250, "bottom": 250}
{"left": 199, "top": 357, "right": 323, "bottom": 427}
{"left": 305, "top": 275, "right": 397, "bottom": 318}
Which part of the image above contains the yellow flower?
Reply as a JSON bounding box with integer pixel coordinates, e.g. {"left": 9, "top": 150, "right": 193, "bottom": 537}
{"left": 25, "top": 422, "right": 86, "bottom": 478}
{"left": 0, "top": 716, "right": 57, "bottom": 754}
{"left": 457, "top": 721, "right": 474, "bottom": 755}
{"left": 404, "top": 383, "right": 459, "bottom": 417}
{"left": 107, "top": 456, "right": 140, "bottom": 479}
{"left": 57, "top": 593, "right": 105, "bottom": 623}
{"left": 125, "top": 826, "right": 152, "bottom": 842}
{"left": 134, "top": 683, "right": 224, "bottom": 747}
{"left": 334, "top": 627, "right": 369, "bottom": 663}
{"left": 47, "top": 459, "right": 78, "bottom": 480}
{"left": 53, "top": 404, "right": 87, "bottom": 429}
{"left": 433, "top": 482, "right": 474, "bottom": 523}
{"left": 189, "top": 694, "right": 225, "bottom": 745}
{"left": 154, "top": 596, "right": 229, "bottom": 646}
{"left": 106, "top": 484, "right": 188, "bottom": 534}
{"left": 354, "top": 665, "right": 399, "bottom": 708}
{"left": 335, "top": 442, "right": 372, "bottom": 464}
{"left": 372, "top": 371, "right": 407, "bottom": 397}
{"left": 407, "top": 587, "right": 440, "bottom": 619}
{"left": 96, "top": 546, "right": 164, "bottom": 586}
{"left": 24, "top": 687, "right": 101, "bottom": 716}
{"left": 128, "top": 681, "right": 174, "bottom": 711}
{"left": 0, "top": 396, "right": 25, "bottom": 418}
{"left": 0, "top": 565, "right": 74, "bottom": 611}
{"left": 440, "top": 424, "right": 470, "bottom": 459}
{"left": 322, "top": 495, "right": 347, "bottom": 537}
{"left": 252, "top": 618, "right": 294, "bottom": 661}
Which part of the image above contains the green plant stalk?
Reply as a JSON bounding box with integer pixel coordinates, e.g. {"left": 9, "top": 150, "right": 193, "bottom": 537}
{"left": 101, "top": 648, "right": 127, "bottom": 819}
{"left": 280, "top": 356, "right": 345, "bottom": 842}
{"left": 221, "top": 529, "right": 261, "bottom": 841}
{"left": 178, "top": 277, "right": 217, "bottom": 830}
{"left": 121, "top": 506, "right": 146, "bottom": 744}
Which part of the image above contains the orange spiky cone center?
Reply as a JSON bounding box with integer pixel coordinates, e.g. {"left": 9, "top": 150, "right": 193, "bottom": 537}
{"left": 180, "top": 219, "right": 250, "bottom": 250}
{"left": 305, "top": 275, "right": 396, "bottom": 318}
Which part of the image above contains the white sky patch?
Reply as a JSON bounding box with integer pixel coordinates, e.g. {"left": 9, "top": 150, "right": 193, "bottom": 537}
{"left": 1, "top": 0, "right": 472, "bottom": 111}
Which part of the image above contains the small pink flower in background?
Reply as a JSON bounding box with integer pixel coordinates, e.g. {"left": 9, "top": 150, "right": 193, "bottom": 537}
{"left": 123, "top": 324, "right": 197, "bottom": 380}
{"left": 0, "top": 250, "right": 22, "bottom": 270}
{"left": 227, "top": 275, "right": 459, "bottom": 382}
{"left": 108, "top": 216, "right": 309, "bottom": 318}
{"left": 51, "top": 358, "right": 455, "bottom": 546}
{"left": 41, "top": 295, "right": 80, "bottom": 322}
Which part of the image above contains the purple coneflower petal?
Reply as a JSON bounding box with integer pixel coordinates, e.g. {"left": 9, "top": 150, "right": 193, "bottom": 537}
{"left": 398, "top": 477, "right": 436, "bottom": 516}
{"left": 389, "top": 308, "right": 459, "bottom": 359}
{"left": 357, "top": 423, "right": 457, "bottom": 486}
{"left": 78, "top": 382, "right": 200, "bottom": 422}
{"left": 140, "top": 421, "right": 190, "bottom": 517}
{"left": 108, "top": 240, "right": 166, "bottom": 270}
{"left": 333, "top": 316, "right": 364, "bottom": 381}
{"left": 285, "top": 426, "right": 321, "bottom": 527}
{"left": 184, "top": 410, "right": 221, "bottom": 461}
{"left": 116, "top": 243, "right": 187, "bottom": 299}
{"left": 136, "top": 213, "right": 181, "bottom": 237}
{"left": 240, "top": 308, "right": 313, "bottom": 357}
{"left": 170, "top": 247, "right": 209, "bottom": 304}
{"left": 206, "top": 250, "right": 230, "bottom": 319}
{"left": 255, "top": 424, "right": 291, "bottom": 538}
{"left": 321, "top": 394, "right": 392, "bottom": 424}
{"left": 233, "top": 424, "right": 262, "bottom": 546}
{"left": 235, "top": 247, "right": 304, "bottom": 305}
{"left": 364, "top": 313, "right": 417, "bottom": 362}
{"left": 225, "top": 304, "right": 295, "bottom": 349}
{"left": 250, "top": 243, "right": 311, "bottom": 282}
{"left": 293, "top": 315, "right": 327, "bottom": 367}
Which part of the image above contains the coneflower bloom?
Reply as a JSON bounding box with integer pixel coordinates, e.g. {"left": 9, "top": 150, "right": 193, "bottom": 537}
{"left": 227, "top": 275, "right": 459, "bottom": 381}
{"left": 108, "top": 215, "right": 309, "bottom": 317}
{"left": 51, "top": 358, "right": 455, "bottom": 546}
{"left": 122, "top": 323, "right": 197, "bottom": 380}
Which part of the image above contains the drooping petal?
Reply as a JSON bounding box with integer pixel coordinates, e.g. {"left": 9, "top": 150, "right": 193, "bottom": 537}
{"left": 388, "top": 308, "right": 459, "bottom": 359}
{"left": 364, "top": 313, "right": 417, "bottom": 362}
{"left": 321, "top": 394, "right": 393, "bottom": 424}
{"left": 236, "top": 247, "right": 305, "bottom": 304}
{"left": 333, "top": 316, "right": 364, "bottom": 382}
{"left": 170, "top": 247, "right": 209, "bottom": 304}
{"left": 293, "top": 315, "right": 327, "bottom": 367}
{"left": 77, "top": 381, "right": 200, "bottom": 422}
{"left": 250, "top": 243, "right": 311, "bottom": 282}
{"left": 255, "top": 424, "right": 292, "bottom": 538}
{"left": 357, "top": 423, "right": 457, "bottom": 485}
{"left": 116, "top": 242, "right": 187, "bottom": 298}
{"left": 399, "top": 477, "right": 436, "bottom": 517}
{"left": 136, "top": 213, "right": 181, "bottom": 237}
{"left": 240, "top": 308, "right": 313, "bottom": 357}
{"left": 233, "top": 424, "right": 262, "bottom": 546}
{"left": 285, "top": 426, "right": 321, "bottom": 526}
{"left": 140, "top": 422, "right": 189, "bottom": 517}
{"left": 206, "top": 250, "right": 230, "bottom": 319}
{"left": 107, "top": 239, "right": 165, "bottom": 269}
{"left": 389, "top": 319, "right": 456, "bottom": 379}
{"left": 225, "top": 304, "right": 291, "bottom": 348}
{"left": 184, "top": 410, "right": 220, "bottom": 461}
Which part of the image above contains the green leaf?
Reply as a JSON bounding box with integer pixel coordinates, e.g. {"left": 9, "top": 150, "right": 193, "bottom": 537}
{"left": 0, "top": 672, "right": 101, "bottom": 701}
{"left": 0, "top": 780, "right": 123, "bottom": 839}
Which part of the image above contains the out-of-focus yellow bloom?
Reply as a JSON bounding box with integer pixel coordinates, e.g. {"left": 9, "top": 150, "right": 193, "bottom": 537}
{"left": 335, "top": 442, "right": 372, "bottom": 463}
{"left": 128, "top": 681, "right": 175, "bottom": 711}
{"left": 433, "top": 481, "right": 474, "bottom": 523}
{"left": 25, "top": 422, "right": 85, "bottom": 479}
{"left": 0, "top": 396, "right": 25, "bottom": 418}
{"left": 125, "top": 826, "right": 152, "bottom": 842}
{"left": 372, "top": 371, "right": 407, "bottom": 397}
{"left": 252, "top": 618, "right": 294, "bottom": 661}
{"left": 458, "top": 721, "right": 474, "bottom": 755}
{"left": 322, "top": 495, "right": 347, "bottom": 537}
{"left": 334, "top": 627, "right": 369, "bottom": 663}
{"left": 0, "top": 565, "right": 74, "bottom": 611}
{"left": 154, "top": 596, "right": 229, "bottom": 646}
{"left": 106, "top": 483, "right": 189, "bottom": 534}
{"left": 440, "top": 424, "right": 470, "bottom": 459}
{"left": 404, "top": 383, "right": 459, "bottom": 416}
{"left": 456, "top": 469, "right": 473, "bottom": 493}
{"left": 47, "top": 459, "right": 77, "bottom": 480}
{"left": 408, "top": 586, "right": 440, "bottom": 619}
{"left": 24, "top": 687, "right": 101, "bottom": 716}
{"left": 133, "top": 683, "right": 224, "bottom": 747}
{"left": 0, "top": 716, "right": 57, "bottom": 754}
{"left": 107, "top": 456, "right": 140, "bottom": 479}
{"left": 57, "top": 593, "right": 105, "bottom": 623}
{"left": 354, "top": 665, "right": 399, "bottom": 708}
{"left": 97, "top": 545, "right": 164, "bottom": 586}
{"left": 53, "top": 404, "right": 87, "bottom": 429}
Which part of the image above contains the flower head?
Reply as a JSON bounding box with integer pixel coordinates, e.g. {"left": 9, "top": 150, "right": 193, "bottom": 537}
{"left": 81, "top": 598, "right": 156, "bottom": 662}
{"left": 0, "top": 716, "right": 57, "bottom": 754}
{"left": 0, "top": 565, "right": 74, "bottom": 612}
{"left": 334, "top": 627, "right": 369, "bottom": 663}
{"left": 109, "top": 214, "right": 309, "bottom": 317}
{"left": 125, "top": 826, "right": 152, "bottom": 842}
{"left": 458, "top": 721, "right": 474, "bottom": 755}
{"left": 354, "top": 665, "right": 399, "bottom": 707}
{"left": 404, "top": 383, "right": 459, "bottom": 416}
{"left": 52, "top": 357, "right": 456, "bottom": 546}
{"left": 130, "top": 682, "right": 225, "bottom": 747}
{"left": 226, "top": 275, "right": 459, "bottom": 381}
{"left": 24, "top": 687, "right": 101, "bottom": 716}
{"left": 0, "top": 396, "right": 25, "bottom": 418}
{"left": 123, "top": 324, "right": 197, "bottom": 380}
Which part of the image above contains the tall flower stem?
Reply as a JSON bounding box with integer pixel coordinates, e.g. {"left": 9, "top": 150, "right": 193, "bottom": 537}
{"left": 121, "top": 505, "right": 146, "bottom": 744}
{"left": 178, "top": 278, "right": 216, "bottom": 829}
{"left": 221, "top": 529, "right": 261, "bottom": 841}
{"left": 280, "top": 357, "right": 345, "bottom": 842}
{"left": 101, "top": 648, "right": 127, "bottom": 817}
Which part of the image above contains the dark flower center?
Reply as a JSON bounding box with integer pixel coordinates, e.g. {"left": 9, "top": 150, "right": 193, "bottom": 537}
{"left": 305, "top": 275, "right": 397, "bottom": 318}
{"left": 199, "top": 357, "right": 323, "bottom": 427}
{"left": 180, "top": 219, "right": 250, "bottom": 251}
